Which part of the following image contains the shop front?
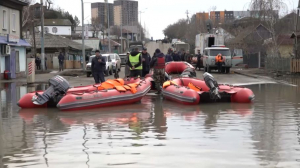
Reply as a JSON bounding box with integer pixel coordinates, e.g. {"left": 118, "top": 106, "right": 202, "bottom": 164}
{"left": 0, "top": 35, "right": 31, "bottom": 80}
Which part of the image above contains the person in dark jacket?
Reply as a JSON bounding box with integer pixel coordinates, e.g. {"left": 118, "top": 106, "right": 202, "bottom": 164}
{"left": 150, "top": 49, "right": 165, "bottom": 94}
{"left": 127, "top": 48, "right": 142, "bottom": 77}
{"left": 91, "top": 50, "right": 106, "bottom": 84}
{"left": 195, "top": 50, "right": 202, "bottom": 71}
{"left": 141, "top": 47, "right": 151, "bottom": 77}
{"left": 180, "top": 49, "right": 186, "bottom": 61}
{"left": 58, "top": 52, "right": 64, "bottom": 71}
{"left": 165, "top": 48, "right": 174, "bottom": 63}
{"left": 172, "top": 51, "right": 180, "bottom": 61}
{"left": 125, "top": 52, "right": 130, "bottom": 78}
{"left": 35, "top": 56, "right": 41, "bottom": 70}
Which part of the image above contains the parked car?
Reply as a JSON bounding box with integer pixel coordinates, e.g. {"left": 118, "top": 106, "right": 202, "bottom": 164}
{"left": 108, "top": 53, "right": 121, "bottom": 73}
{"left": 86, "top": 55, "right": 113, "bottom": 77}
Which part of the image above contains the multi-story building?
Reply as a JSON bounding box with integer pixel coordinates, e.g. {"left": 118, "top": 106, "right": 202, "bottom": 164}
{"left": 91, "top": 2, "right": 114, "bottom": 27}
{"left": 196, "top": 12, "right": 209, "bottom": 25}
{"left": 0, "top": 0, "right": 31, "bottom": 79}
{"left": 113, "top": 0, "right": 138, "bottom": 26}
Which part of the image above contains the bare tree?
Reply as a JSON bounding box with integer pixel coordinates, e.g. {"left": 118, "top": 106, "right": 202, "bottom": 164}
{"left": 111, "top": 26, "right": 121, "bottom": 39}
{"left": 22, "top": 0, "right": 35, "bottom": 28}
{"left": 250, "top": 0, "right": 288, "bottom": 57}
{"left": 91, "top": 17, "right": 102, "bottom": 38}
{"left": 45, "top": 0, "right": 53, "bottom": 10}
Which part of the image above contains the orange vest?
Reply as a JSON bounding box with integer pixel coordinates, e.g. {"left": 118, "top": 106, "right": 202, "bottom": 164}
{"left": 215, "top": 55, "right": 223, "bottom": 63}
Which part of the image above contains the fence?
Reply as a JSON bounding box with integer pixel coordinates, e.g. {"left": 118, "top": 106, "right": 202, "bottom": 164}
{"left": 243, "top": 52, "right": 266, "bottom": 68}
{"left": 291, "top": 59, "right": 300, "bottom": 73}
{"left": 265, "top": 57, "right": 291, "bottom": 72}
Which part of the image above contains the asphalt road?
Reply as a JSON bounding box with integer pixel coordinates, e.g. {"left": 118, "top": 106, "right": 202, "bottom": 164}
{"left": 65, "top": 66, "right": 275, "bottom": 87}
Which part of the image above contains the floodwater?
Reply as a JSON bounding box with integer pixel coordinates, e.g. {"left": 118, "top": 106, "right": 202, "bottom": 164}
{"left": 1, "top": 80, "right": 300, "bottom": 168}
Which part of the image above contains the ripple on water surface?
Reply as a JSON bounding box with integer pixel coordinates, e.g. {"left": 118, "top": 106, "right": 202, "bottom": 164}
{"left": 1, "top": 83, "right": 300, "bottom": 168}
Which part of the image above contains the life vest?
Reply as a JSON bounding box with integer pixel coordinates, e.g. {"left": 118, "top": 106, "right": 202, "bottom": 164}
{"left": 97, "top": 78, "right": 139, "bottom": 94}
{"left": 188, "top": 82, "right": 201, "bottom": 92}
{"left": 215, "top": 55, "right": 223, "bottom": 63}
{"left": 163, "top": 80, "right": 178, "bottom": 88}
{"left": 129, "top": 53, "right": 142, "bottom": 70}
{"left": 155, "top": 57, "right": 165, "bottom": 69}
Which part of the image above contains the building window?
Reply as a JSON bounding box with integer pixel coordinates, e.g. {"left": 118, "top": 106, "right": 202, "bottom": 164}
{"left": 3, "top": 10, "right": 7, "bottom": 29}
{"left": 52, "top": 27, "right": 58, "bottom": 33}
{"left": 12, "top": 13, "right": 16, "bottom": 31}
{"left": 45, "top": 27, "right": 49, "bottom": 33}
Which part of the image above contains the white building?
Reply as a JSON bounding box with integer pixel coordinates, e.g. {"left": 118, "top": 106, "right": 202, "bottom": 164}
{"left": 0, "top": 0, "right": 31, "bottom": 80}
{"left": 36, "top": 19, "right": 72, "bottom": 36}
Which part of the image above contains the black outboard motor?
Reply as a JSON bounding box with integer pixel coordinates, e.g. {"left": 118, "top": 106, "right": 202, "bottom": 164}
{"left": 180, "top": 68, "right": 197, "bottom": 78}
{"left": 203, "top": 72, "right": 221, "bottom": 100}
{"left": 165, "top": 72, "right": 171, "bottom": 80}
{"left": 32, "top": 75, "right": 70, "bottom": 105}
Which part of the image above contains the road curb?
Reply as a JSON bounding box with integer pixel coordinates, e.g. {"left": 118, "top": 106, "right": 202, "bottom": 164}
{"left": 233, "top": 71, "right": 258, "bottom": 78}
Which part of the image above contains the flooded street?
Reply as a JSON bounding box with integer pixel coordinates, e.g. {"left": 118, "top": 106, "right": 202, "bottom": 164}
{"left": 1, "top": 80, "right": 300, "bottom": 168}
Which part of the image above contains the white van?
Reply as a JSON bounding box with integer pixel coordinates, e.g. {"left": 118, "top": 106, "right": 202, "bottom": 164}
{"left": 202, "top": 46, "right": 232, "bottom": 73}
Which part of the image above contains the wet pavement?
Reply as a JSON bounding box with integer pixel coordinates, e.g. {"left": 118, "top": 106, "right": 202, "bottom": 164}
{"left": 1, "top": 78, "right": 300, "bottom": 168}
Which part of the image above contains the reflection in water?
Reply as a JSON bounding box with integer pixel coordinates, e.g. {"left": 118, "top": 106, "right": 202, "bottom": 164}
{"left": 0, "top": 81, "right": 300, "bottom": 167}
{"left": 82, "top": 124, "right": 90, "bottom": 168}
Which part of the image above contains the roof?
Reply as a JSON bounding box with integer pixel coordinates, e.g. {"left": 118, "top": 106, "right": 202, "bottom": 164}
{"left": 73, "top": 39, "right": 120, "bottom": 51}
{"left": 227, "top": 23, "right": 270, "bottom": 44}
{"left": 25, "top": 33, "right": 92, "bottom": 50}
{"left": 205, "top": 47, "right": 229, "bottom": 50}
{"left": 291, "top": 31, "right": 300, "bottom": 38}
{"left": 38, "top": 19, "right": 73, "bottom": 26}
{"left": 265, "top": 34, "right": 294, "bottom": 46}
{"left": 0, "top": 36, "right": 31, "bottom": 47}
{"left": 277, "top": 34, "right": 294, "bottom": 45}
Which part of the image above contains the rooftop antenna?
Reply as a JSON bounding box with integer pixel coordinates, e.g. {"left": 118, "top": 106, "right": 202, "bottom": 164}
{"left": 186, "top": 10, "right": 190, "bottom": 24}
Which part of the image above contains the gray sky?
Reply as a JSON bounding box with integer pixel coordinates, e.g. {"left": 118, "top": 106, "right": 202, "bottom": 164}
{"left": 50, "top": 0, "right": 298, "bottom": 39}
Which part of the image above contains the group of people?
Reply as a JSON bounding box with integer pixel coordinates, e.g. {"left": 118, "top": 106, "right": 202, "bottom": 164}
{"left": 125, "top": 47, "right": 166, "bottom": 94}
{"left": 34, "top": 55, "right": 47, "bottom": 70}
{"left": 164, "top": 48, "right": 192, "bottom": 63}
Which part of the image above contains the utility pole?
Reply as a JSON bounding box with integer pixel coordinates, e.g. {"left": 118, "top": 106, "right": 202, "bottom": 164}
{"left": 32, "top": 20, "right": 36, "bottom": 57}
{"left": 40, "top": 0, "right": 45, "bottom": 71}
{"left": 105, "top": 0, "right": 111, "bottom": 53}
{"left": 139, "top": 11, "right": 143, "bottom": 41}
{"left": 81, "top": 0, "right": 86, "bottom": 70}
{"left": 295, "top": 0, "right": 300, "bottom": 58}
{"left": 186, "top": 10, "right": 190, "bottom": 24}
{"left": 120, "top": 2, "right": 123, "bottom": 53}
{"left": 127, "top": 12, "right": 129, "bottom": 49}
{"left": 121, "top": 24, "right": 123, "bottom": 53}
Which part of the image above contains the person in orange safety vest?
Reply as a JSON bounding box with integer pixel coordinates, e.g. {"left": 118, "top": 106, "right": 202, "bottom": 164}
{"left": 215, "top": 53, "right": 223, "bottom": 73}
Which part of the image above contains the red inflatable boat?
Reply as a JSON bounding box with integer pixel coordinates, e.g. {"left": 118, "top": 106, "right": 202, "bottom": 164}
{"left": 162, "top": 76, "right": 254, "bottom": 105}
{"left": 165, "top": 61, "right": 195, "bottom": 74}
{"left": 57, "top": 77, "right": 151, "bottom": 111}
{"left": 18, "top": 84, "right": 101, "bottom": 108}
{"left": 18, "top": 76, "right": 152, "bottom": 110}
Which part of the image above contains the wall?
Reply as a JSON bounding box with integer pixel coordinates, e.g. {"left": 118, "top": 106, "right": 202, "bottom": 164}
{"left": 0, "top": 45, "right": 3, "bottom": 73}
{"left": 267, "top": 45, "right": 293, "bottom": 58}
{"left": 91, "top": 7, "right": 98, "bottom": 19}
{"left": 114, "top": 5, "right": 122, "bottom": 26}
{"left": 0, "top": 5, "right": 21, "bottom": 38}
{"left": 37, "top": 26, "right": 72, "bottom": 36}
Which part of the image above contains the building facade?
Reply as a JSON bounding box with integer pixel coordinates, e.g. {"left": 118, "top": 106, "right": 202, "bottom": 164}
{"left": 0, "top": 0, "right": 31, "bottom": 80}
{"left": 196, "top": 12, "right": 209, "bottom": 25}
{"left": 114, "top": 0, "right": 138, "bottom": 26}
{"left": 36, "top": 19, "right": 72, "bottom": 36}
{"left": 91, "top": 2, "right": 114, "bottom": 27}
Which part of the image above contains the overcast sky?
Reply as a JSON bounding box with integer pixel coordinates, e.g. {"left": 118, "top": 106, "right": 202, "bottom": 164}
{"left": 49, "top": 0, "right": 298, "bottom": 39}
